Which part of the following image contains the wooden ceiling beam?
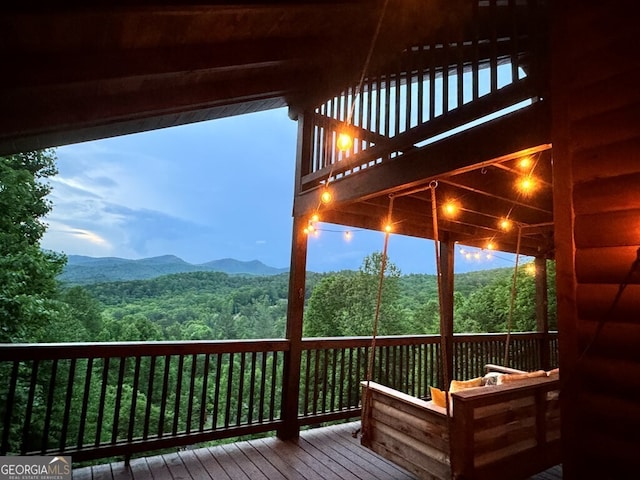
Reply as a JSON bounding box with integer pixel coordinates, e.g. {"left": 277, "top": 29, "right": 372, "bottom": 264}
{"left": 1, "top": 39, "right": 321, "bottom": 90}
{"left": 0, "top": 65, "right": 305, "bottom": 154}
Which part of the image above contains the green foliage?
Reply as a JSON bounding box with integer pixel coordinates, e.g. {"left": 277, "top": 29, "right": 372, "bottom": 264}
{"left": 0, "top": 150, "right": 69, "bottom": 343}
{"left": 304, "top": 252, "right": 408, "bottom": 337}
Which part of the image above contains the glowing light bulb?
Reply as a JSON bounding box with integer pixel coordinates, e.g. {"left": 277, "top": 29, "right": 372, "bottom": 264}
{"left": 307, "top": 224, "right": 315, "bottom": 233}
{"left": 384, "top": 224, "right": 392, "bottom": 233}
{"left": 474, "top": 252, "right": 481, "bottom": 260}
{"left": 321, "top": 189, "right": 332, "bottom": 204}
{"left": 344, "top": 231, "right": 352, "bottom": 241}
{"left": 336, "top": 132, "right": 353, "bottom": 152}
{"left": 459, "top": 248, "right": 466, "bottom": 255}
{"left": 525, "top": 263, "right": 536, "bottom": 275}
{"left": 487, "top": 241, "right": 495, "bottom": 250}
{"left": 311, "top": 213, "right": 320, "bottom": 223}
{"left": 465, "top": 253, "right": 472, "bottom": 260}
{"left": 499, "top": 218, "right": 512, "bottom": 231}
{"left": 518, "top": 156, "right": 532, "bottom": 170}
{"left": 486, "top": 253, "right": 493, "bottom": 260}
{"left": 303, "top": 227, "right": 310, "bottom": 235}
{"left": 442, "top": 200, "right": 460, "bottom": 218}
{"left": 516, "top": 175, "right": 538, "bottom": 195}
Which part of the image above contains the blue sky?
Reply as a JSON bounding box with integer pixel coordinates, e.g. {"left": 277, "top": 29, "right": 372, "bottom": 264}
{"left": 41, "top": 107, "right": 526, "bottom": 274}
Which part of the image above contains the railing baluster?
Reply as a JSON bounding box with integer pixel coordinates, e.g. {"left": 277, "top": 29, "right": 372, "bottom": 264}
{"left": 269, "top": 351, "right": 278, "bottom": 421}
{"left": 247, "top": 351, "right": 257, "bottom": 424}
{"left": 258, "top": 351, "right": 267, "bottom": 422}
{"left": 236, "top": 352, "right": 246, "bottom": 425}
{"left": 128, "top": 356, "right": 141, "bottom": 442}
{"left": 22, "top": 359, "right": 39, "bottom": 453}
{"left": 321, "top": 349, "right": 329, "bottom": 413}
{"left": 329, "top": 349, "right": 338, "bottom": 412}
{"left": 158, "top": 355, "right": 171, "bottom": 437}
{"left": 200, "top": 353, "right": 210, "bottom": 431}
{"left": 95, "top": 358, "right": 109, "bottom": 446}
{"left": 302, "top": 349, "right": 311, "bottom": 416}
{"left": 77, "top": 358, "right": 93, "bottom": 450}
{"left": 59, "top": 358, "right": 76, "bottom": 452}
{"left": 112, "top": 357, "right": 126, "bottom": 444}
{"left": 143, "top": 356, "right": 156, "bottom": 440}
{"left": 172, "top": 355, "right": 184, "bottom": 435}
{"left": 346, "top": 347, "right": 354, "bottom": 409}
{"left": 338, "top": 348, "right": 346, "bottom": 410}
{"left": 212, "top": 353, "right": 222, "bottom": 430}
{"left": 224, "top": 353, "right": 234, "bottom": 428}
{"left": 42, "top": 359, "right": 58, "bottom": 453}
{"left": 186, "top": 354, "right": 197, "bottom": 433}
{"left": 312, "top": 349, "right": 320, "bottom": 415}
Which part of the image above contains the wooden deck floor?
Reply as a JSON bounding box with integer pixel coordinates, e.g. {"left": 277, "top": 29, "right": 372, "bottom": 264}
{"left": 73, "top": 422, "right": 562, "bottom": 480}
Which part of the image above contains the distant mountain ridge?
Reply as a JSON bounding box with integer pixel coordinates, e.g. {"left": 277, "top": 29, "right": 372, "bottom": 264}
{"left": 59, "top": 255, "right": 288, "bottom": 284}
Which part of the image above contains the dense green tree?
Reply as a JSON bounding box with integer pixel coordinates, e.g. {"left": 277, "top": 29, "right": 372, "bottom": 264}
{"left": 0, "top": 150, "right": 67, "bottom": 342}
{"left": 303, "top": 253, "right": 407, "bottom": 337}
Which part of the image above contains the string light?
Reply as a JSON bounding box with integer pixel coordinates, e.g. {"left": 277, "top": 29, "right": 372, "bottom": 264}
{"left": 499, "top": 217, "right": 513, "bottom": 232}
{"left": 344, "top": 230, "right": 352, "bottom": 241}
{"left": 384, "top": 223, "right": 393, "bottom": 233}
{"left": 311, "top": 213, "right": 320, "bottom": 223}
{"left": 517, "top": 156, "right": 533, "bottom": 170}
{"left": 442, "top": 200, "right": 460, "bottom": 218}
{"left": 516, "top": 175, "right": 538, "bottom": 195}
{"left": 320, "top": 189, "right": 332, "bottom": 204}
{"left": 486, "top": 241, "right": 496, "bottom": 250}
{"left": 336, "top": 132, "right": 353, "bottom": 152}
{"left": 525, "top": 263, "right": 536, "bottom": 276}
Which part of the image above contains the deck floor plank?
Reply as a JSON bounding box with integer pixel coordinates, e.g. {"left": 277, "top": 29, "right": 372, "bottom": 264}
{"left": 145, "top": 455, "right": 172, "bottom": 480}
{"left": 234, "top": 441, "right": 288, "bottom": 480}
{"left": 191, "top": 447, "right": 232, "bottom": 480}
{"left": 310, "top": 423, "right": 415, "bottom": 480}
{"left": 75, "top": 422, "right": 562, "bottom": 480}
{"left": 205, "top": 443, "right": 251, "bottom": 480}
{"left": 126, "top": 457, "right": 153, "bottom": 480}
{"left": 220, "top": 443, "right": 270, "bottom": 480}
{"left": 255, "top": 437, "right": 325, "bottom": 480}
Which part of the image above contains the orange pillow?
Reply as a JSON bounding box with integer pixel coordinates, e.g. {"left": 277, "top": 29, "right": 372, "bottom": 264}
{"left": 449, "top": 377, "right": 482, "bottom": 393}
{"left": 429, "top": 386, "right": 447, "bottom": 408}
{"left": 498, "top": 370, "right": 547, "bottom": 384}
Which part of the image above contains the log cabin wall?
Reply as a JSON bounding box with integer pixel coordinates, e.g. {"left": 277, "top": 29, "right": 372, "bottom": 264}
{"left": 551, "top": 1, "right": 640, "bottom": 478}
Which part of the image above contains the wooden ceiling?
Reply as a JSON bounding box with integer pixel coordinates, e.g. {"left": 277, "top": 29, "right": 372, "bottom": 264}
{"left": 0, "top": 0, "right": 465, "bottom": 155}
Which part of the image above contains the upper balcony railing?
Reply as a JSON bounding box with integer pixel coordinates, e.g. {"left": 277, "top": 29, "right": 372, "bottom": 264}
{"left": 0, "top": 332, "right": 557, "bottom": 463}
{"left": 301, "top": 0, "right": 548, "bottom": 193}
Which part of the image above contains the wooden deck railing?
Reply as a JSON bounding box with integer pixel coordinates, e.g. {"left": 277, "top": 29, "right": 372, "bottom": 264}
{"left": 0, "top": 332, "right": 557, "bottom": 462}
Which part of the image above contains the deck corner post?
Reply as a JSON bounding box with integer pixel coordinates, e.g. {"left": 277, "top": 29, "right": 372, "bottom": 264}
{"left": 278, "top": 110, "right": 313, "bottom": 441}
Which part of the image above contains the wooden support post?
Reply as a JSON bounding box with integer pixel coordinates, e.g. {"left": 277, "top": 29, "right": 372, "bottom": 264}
{"left": 278, "top": 110, "right": 312, "bottom": 440}
{"left": 278, "top": 216, "right": 308, "bottom": 440}
{"left": 440, "top": 236, "right": 455, "bottom": 385}
{"left": 535, "top": 257, "right": 550, "bottom": 371}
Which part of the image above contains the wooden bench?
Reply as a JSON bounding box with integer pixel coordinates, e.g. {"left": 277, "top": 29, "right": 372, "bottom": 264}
{"left": 360, "top": 373, "right": 560, "bottom": 480}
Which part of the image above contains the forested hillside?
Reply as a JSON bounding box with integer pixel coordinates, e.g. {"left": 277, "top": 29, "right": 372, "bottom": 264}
{"left": 54, "top": 256, "right": 556, "bottom": 344}
{"left": 59, "top": 255, "right": 288, "bottom": 284}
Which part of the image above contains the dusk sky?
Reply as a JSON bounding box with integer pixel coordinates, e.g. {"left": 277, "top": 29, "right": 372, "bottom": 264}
{"left": 41, "top": 107, "right": 527, "bottom": 274}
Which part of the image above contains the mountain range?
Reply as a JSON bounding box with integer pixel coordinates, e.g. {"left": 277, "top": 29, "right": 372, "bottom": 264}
{"left": 59, "top": 255, "right": 289, "bottom": 284}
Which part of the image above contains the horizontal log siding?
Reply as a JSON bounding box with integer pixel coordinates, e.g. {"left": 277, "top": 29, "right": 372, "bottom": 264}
{"left": 553, "top": 2, "right": 640, "bottom": 477}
